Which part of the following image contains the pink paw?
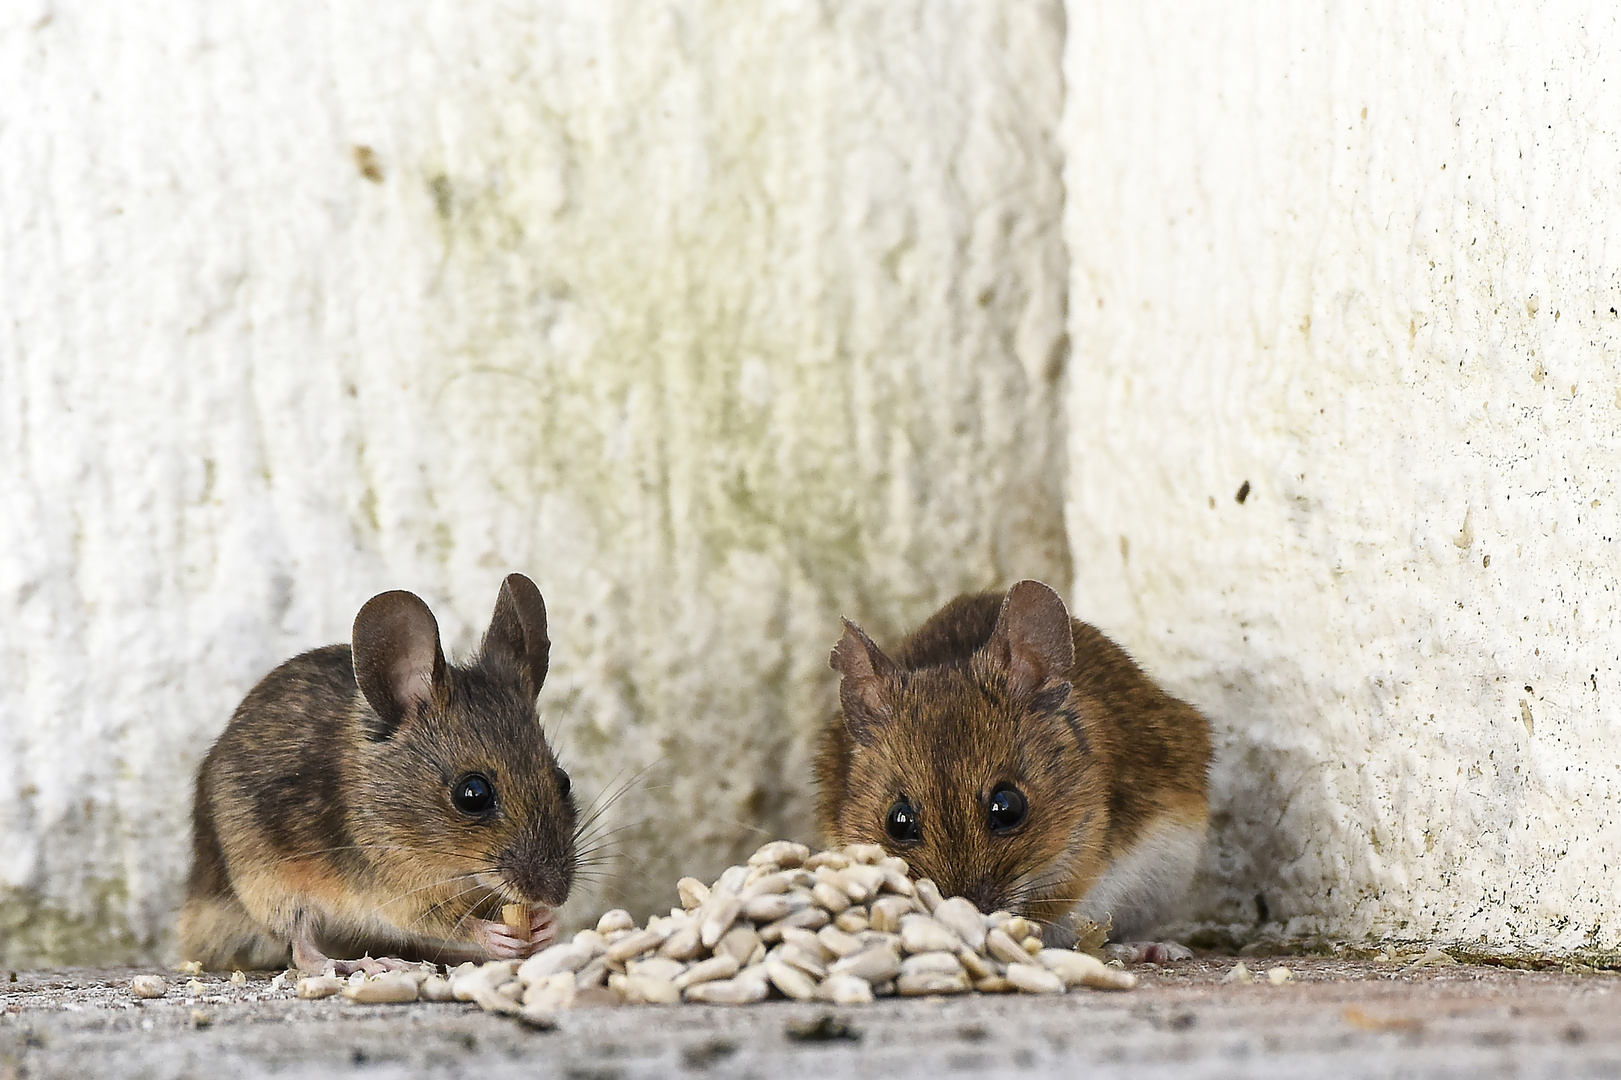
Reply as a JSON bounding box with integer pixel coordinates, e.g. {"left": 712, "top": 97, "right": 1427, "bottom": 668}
{"left": 1104, "top": 941, "right": 1195, "bottom": 964}
{"left": 527, "top": 906, "right": 559, "bottom": 952}
{"left": 473, "top": 907, "right": 557, "bottom": 960}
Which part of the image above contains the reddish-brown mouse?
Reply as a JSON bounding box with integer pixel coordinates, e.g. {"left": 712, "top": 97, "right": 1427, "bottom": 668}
{"left": 178, "top": 573, "right": 577, "bottom": 973}
{"left": 815, "top": 580, "right": 1210, "bottom": 955}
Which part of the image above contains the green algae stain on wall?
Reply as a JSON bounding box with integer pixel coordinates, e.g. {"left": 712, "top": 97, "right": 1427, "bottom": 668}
{"left": 380, "top": 3, "right": 1073, "bottom": 920}
{"left": 0, "top": 880, "right": 152, "bottom": 969}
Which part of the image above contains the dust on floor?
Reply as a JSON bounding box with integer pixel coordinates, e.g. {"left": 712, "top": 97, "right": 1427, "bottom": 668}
{"left": 1, "top": 957, "right": 1616, "bottom": 1079}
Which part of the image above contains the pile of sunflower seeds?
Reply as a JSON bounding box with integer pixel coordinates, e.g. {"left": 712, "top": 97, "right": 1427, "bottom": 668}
{"left": 298, "top": 840, "right": 1136, "bottom": 1020}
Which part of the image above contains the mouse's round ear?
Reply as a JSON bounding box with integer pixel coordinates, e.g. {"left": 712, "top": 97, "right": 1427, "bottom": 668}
{"left": 352, "top": 590, "right": 447, "bottom": 740}
{"left": 481, "top": 573, "right": 551, "bottom": 703}
{"left": 830, "top": 619, "right": 897, "bottom": 745}
{"left": 980, "top": 580, "right": 1075, "bottom": 699}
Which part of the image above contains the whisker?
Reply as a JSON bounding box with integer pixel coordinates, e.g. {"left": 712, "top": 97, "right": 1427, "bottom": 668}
{"left": 375, "top": 871, "right": 490, "bottom": 916}
{"left": 400, "top": 879, "right": 492, "bottom": 936}
{"left": 259, "top": 842, "right": 486, "bottom": 870}
{"left": 425, "top": 884, "right": 499, "bottom": 959}
{"left": 573, "top": 759, "right": 666, "bottom": 829}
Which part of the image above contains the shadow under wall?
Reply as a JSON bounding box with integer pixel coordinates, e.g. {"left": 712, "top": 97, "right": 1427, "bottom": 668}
{"left": 1165, "top": 663, "right": 1357, "bottom": 950}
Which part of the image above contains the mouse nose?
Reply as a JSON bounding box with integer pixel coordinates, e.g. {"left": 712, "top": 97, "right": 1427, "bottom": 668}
{"left": 964, "top": 882, "right": 1004, "bottom": 914}
{"left": 503, "top": 856, "right": 572, "bottom": 908}
{"left": 501, "top": 836, "right": 575, "bottom": 907}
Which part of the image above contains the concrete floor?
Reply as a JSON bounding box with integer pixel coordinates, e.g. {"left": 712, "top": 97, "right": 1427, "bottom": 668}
{"left": 2, "top": 957, "right": 1616, "bottom": 1079}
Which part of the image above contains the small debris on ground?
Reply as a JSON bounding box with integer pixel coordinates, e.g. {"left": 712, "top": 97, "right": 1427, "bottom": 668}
{"left": 1343, "top": 1006, "right": 1424, "bottom": 1032}
{"left": 784, "top": 1011, "right": 863, "bottom": 1042}
{"left": 129, "top": 975, "right": 168, "bottom": 999}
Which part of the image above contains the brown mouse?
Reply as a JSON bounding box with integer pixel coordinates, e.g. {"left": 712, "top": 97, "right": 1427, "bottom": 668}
{"left": 815, "top": 580, "right": 1210, "bottom": 952}
{"left": 178, "top": 573, "right": 577, "bottom": 972}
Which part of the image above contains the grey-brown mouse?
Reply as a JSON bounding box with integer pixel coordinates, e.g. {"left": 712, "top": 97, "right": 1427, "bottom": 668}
{"left": 178, "top": 573, "right": 577, "bottom": 972}
{"left": 815, "top": 580, "right": 1211, "bottom": 954}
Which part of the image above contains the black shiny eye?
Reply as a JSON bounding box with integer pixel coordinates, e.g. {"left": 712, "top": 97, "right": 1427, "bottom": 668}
{"left": 885, "top": 798, "right": 922, "bottom": 845}
{"left": 452, "top": 774, "right": 495, "bottom": 816}
{"left": 987, "top": 785, "right": 1027, "bottom": 833}
{"left": 553, "top": 766, "right": 571, "bottom": 798}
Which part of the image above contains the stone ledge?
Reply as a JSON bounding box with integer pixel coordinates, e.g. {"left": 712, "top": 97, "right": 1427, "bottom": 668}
{"left": 2, "top": 958, "right": 1617, "bottom": 1079}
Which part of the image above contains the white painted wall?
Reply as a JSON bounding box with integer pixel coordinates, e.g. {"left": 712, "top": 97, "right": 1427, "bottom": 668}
{"left": 5, "top": 0, "right": 1618, "bottom": 965}
{"left": 0, "top": 1, "right": 1069, "bottom": 964}
{"left": 1064, "top": 1, "right": 1621, "bottom": 953}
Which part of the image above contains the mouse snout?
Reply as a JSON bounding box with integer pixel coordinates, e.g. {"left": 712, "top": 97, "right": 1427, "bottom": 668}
{"left": 963, "top": 880, "right": 1008, "bottom": 915}
{"left": 499, "top": 835, "right": 575, "bottom": 908}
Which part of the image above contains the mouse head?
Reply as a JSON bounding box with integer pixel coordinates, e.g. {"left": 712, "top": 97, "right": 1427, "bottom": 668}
{"left": 827, "top": 581, "right": 1109, "bottom": 922}
{"left": 349, "top": 574, "right": 576, "bottom": 912}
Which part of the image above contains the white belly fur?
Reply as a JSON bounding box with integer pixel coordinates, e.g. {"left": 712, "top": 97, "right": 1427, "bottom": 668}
{"left": 1072, "top": 816, "right": 1206, "bottom": 941}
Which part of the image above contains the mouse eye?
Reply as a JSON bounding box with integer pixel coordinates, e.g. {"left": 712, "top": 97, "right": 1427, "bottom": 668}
{"left": 553, "top": 765, "right": 571, "bottom": 798}
{"left": 452, "top": 773, "right": 496, "bottom": 816}
{"left": 987, "top": 785, "right": 1027, "bottom": 834}
{"left": 885, "top": 797, "right": 922, "bottom": 845}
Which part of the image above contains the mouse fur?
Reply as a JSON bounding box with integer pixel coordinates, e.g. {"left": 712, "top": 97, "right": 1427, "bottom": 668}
{"left": 815, "top": 580, "right": 1210, "bottom": 942}
{"left": 178, "top": 573, "right": 576, "bottom": 971}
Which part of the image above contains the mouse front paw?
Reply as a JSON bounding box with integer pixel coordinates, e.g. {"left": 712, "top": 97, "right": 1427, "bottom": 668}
{"left": 1103, "top": 941, "right": 1195, "bottom": 964}
{"left": 471, "top": 918, "right": 538, "bottom": 960}
{"left": 469, "top": 906, "right": 558, "bottom": 960}
{"left": 526, "top": 906, "right": 559, "bottom": 952}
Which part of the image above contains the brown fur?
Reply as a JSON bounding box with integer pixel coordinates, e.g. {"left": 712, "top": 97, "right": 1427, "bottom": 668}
{"left": 815, "top": 581, "right": 1210, "bottom": 936}
{"left": 179, "top": 574, "right": 576, "bottom": 970}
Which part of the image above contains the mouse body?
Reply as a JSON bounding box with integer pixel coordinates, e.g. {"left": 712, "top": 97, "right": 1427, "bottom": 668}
{"left": 178, "top": 573, "right": 577, "bottom": 972}
{"left": 815, "top": 580, "right": 1210, "bottom": 947}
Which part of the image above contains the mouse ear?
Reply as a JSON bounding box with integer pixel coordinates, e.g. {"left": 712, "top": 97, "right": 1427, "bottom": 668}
{"left": 352, "top": 590, "right": 447, "bottom": 740}
{"left": 481, "top": 573, "right": 550, "bottom": 702}
{"left": 830, "top": 619, "right": 898, "bottom": 744}
{"left": 980, "top": 580, "right": 1075, "bottom": 699}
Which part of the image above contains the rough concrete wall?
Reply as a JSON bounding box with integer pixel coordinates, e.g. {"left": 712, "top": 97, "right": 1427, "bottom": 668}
{"left": 1064, "top": 2, "right": 1621, "bottom": 952}
{"left": 0, "top": 0, "right": 1070, "bottom": 965}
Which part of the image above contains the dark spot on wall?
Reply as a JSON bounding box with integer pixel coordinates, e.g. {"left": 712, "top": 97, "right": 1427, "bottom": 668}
{"left": 1235, "top": 480, "right": 1251, "bottom": 504}
{"left": 429, "top": 174, "right": 453, "bottom": 220}
{"left": 352, "top": 146, "right": 384, "bottom": 183}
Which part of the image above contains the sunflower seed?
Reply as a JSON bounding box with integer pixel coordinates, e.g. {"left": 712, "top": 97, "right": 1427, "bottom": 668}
{"left": 829, "top": 944, "right": 902, "bottom": 983}
{"left": 932, "top": 898, "right": 987, "bottom": 952}
{"left": 596, "top": 909, "right": 635, "bottom": 935}
{"left": 700, "top": 896, "right": 744, "bottom": 948}
{"left": 1006, "top": 963, "right": 1064, "bottom": 995}
{"left": 130, "top": 976, "right": 167, "bottom": 999}
{"left": 750, "top": 841, "right": 810, "bottom": 868}
{"left": 899, "top": 915, "right": 961, "bottom": 955}
{"left": 900, "top": 952, "right": 965, "bottom": 978}
{"left": 816, "top": 973, "right": 874, "bottom": 1004}
{"left": 677, "top": 877, "right": 710, "bottom": 910}
{"left": 896, "top": 970, "right": 970, "bottom": 995}
{"left": 673, "top": 952, "right": 741, "bottom": 990}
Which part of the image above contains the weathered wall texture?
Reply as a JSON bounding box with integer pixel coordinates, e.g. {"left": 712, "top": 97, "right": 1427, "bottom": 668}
{"left": 8, "top": 0, "right": 1619, "bottom": 968}
{"left": 0, "top": 1, "right": 1071, "bottom": 964}
{"left": 1064, "top": 2, "right": 1621, "bottom": 953}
